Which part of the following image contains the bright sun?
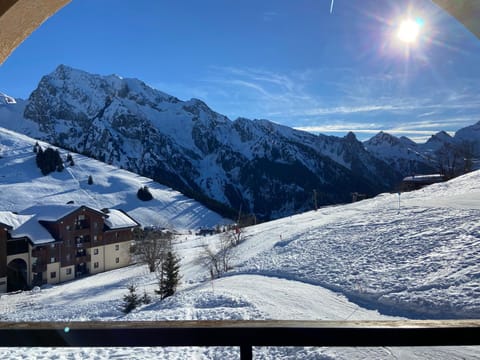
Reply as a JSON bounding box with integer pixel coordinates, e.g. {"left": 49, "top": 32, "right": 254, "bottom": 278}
{"left": 397, "top": 19, "right": 421, "bottom": 43}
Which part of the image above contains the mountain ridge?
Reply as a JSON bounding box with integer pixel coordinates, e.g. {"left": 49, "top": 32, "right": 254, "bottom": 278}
{"left": 1, "top": 64, "right": 478, "bottom": 220}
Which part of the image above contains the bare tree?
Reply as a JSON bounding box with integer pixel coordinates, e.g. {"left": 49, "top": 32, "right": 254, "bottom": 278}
{"left": 201, "top": 232, "right": 236, "bottom": 279}
{"left": 227, "top": 226, "right": 245, "bottom": 247}
{"left": 457, "top": 140, "right": 475, "bottom": 174}
{"left": 436, "top": 143, "right": 460, "bottom": 179}
{"left": 134, "top": 228, "right": 172, "bottom": 273}
{"left": 436, "top": 141, "right": 475, "bottom": 178}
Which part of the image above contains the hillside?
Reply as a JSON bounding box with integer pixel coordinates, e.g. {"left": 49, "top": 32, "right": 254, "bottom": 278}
{"left": 0, "top": 127, "right": 229, "bottom": 230}
{"left": 1, "top": 164, "right": 479, "bottom": 358}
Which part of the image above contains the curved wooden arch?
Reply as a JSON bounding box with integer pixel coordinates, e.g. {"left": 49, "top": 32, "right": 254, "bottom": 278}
{"left": 0, "top": 0, "right": 71, "bottom": 65}
{"left": 0, "top": 0, "right": 478, "bottom": 67}
{"left": 433, "top": 0, "right": 480, "bottom": 40}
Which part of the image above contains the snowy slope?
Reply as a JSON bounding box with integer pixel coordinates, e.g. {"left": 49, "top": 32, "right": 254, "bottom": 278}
{"left": 233, "top": 174, "right": 480, "bottom": 319}
{"left": 1, "top": 167, "right": 479, "bottom": 358}
{"left": 0, "top": 127, "right": 229, "bottom": 230}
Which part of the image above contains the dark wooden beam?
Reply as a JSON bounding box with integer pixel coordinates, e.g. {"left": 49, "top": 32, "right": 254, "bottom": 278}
{"left": 432, "top": 0, "right": 480, "bottom": 39}
{"left": 0, "top": 320, "right": 479, "bottom": 347}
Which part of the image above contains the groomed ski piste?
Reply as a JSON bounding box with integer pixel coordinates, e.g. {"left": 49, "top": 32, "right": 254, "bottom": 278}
{"left": 0, "top": 127, "right": 479, "bottom": 359}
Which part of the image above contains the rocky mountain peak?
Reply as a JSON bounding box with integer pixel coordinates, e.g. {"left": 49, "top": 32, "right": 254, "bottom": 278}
{"left": 344, "top": 131, "right": 357, "bottom": 142}
{"left": 365, "top": 131, "right": 401, "bottom": 147}
{"left": 427, "top": 130, "right": 453, "bottom": 143}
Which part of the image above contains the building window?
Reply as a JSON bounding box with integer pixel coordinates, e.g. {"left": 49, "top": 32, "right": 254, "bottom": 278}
{"left": 50, "top": 257, "right": 56, "bottom": 263}
{"left": 93, "top": 248, "right": 99, "bottom": 255}
{"left": 50, "top": 243, "right": 55, "bottom": 249}
{"left": 66, "top": 225, "right": 71, "bottom": 231}
{"left": 66, "top": 254, "right": 71, "bottom": 261}
{"left": 66, "top": 268, "right": 72, "bottom": 275}
{"left": 93, "top": 235, "right": 97, "bottom": 242}
{"left": 115, "top": 244, "right": 119, "bottom": 251}
{"left": 94, "top": 262, "right": 99, "bottom": 269}
{"left": 50, "top": 271, "right": 56, "bottom": 279}
{"left": 115, "top": 257, "right": 119, "bottom": 264}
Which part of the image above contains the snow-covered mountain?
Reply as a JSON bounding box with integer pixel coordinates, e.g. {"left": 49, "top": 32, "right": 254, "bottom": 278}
{"left": 455, "top": 120, "right": 480, "bottom": 155}
{"left": 0, "top": 127, "right": 229, "bottom": 231}
{"left": 364, "top": 125, "right": 480, "bottom": 178}
{"left": 363, "top": 131, "right": 437, "bottom": 176}
{"left": 1, "top": 65, "right": 478, "bottom": 220}
{"left": 0, "top": 65, "right": 402, "bottom": 220}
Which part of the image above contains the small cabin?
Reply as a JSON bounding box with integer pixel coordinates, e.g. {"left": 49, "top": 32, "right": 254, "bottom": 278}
{"left": 400, "top": 174, "right": 445, "bottom": 191}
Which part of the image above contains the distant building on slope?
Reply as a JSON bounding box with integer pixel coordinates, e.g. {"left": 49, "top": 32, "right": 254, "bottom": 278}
{"left": 400, "top": 174, "right": 446, "bottom": 191}
{"left": 0, "top": 205, "right": 140, "bottom": 293}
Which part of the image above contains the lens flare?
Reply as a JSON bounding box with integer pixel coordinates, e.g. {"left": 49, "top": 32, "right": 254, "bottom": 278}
{"left": 397, "top": 19, "right": 422, "bottom": 43}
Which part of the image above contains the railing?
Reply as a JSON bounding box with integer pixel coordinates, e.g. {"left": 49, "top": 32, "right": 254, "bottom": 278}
{"left": 74, "top": 254, "right": 91, "bottom": 263}
{"left": 75, "top": 241, "right": 91, "bottom": 248}
{"left": 0, "top": 320, "right": 479, "bottom": 360}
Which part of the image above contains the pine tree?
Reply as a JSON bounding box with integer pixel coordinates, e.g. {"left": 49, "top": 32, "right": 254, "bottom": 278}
{"left": 66, "top": 153, "right": 74, "bottom": 166}
{"left": 137, "top": 186, "right": 153, "bottom": 201}
{"left": 35, "top": 146, "right": 44, "bottom": 169}
{"left": 122, "top": 284, "right": 141, "bottom": 314}
{"left": 55, "top": 149, "right": 64, "bottom": 172}
{"left": 156, "top": 251, "right": 181, "bottom": 300}
{"left": 141, "top": 290, "right": 152, "bottom": 305}
{"left": 35, "top": 147, "right": 64, "bottom": 175}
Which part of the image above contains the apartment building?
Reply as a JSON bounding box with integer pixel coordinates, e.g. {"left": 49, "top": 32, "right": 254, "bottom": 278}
{"left": 0, "top": 204, "right": 139, "bottom": 293}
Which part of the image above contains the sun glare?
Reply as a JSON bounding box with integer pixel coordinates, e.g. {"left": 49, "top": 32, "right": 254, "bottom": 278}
{"left": 397, "top": 19, "right": 421, "bottom": 43}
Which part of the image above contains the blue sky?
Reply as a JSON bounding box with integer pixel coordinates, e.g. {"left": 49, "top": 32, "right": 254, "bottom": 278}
{"left": 0, "top": 0, "right": 479, "bottom": 142}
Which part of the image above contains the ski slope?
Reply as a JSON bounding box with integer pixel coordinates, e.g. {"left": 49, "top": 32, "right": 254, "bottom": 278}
{"left": 1, "top": 168, "right": 479, "bottom": 358}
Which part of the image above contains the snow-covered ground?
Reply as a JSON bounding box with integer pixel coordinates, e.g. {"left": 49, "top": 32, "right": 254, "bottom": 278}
{"left": 0, "top": 128, "right": 479, "bottom": 358}
{"left": 0, "top": 127, "right": 229, "bottom": 230}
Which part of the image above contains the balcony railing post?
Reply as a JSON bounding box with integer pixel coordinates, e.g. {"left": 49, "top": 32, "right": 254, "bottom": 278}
{"left": 240, "top": 344, "right": 252, "bottom": 360}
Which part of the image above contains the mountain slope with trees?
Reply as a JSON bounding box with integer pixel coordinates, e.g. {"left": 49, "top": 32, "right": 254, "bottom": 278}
{"left": 0, "top": 126, "right": 228, "bottom": 230}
